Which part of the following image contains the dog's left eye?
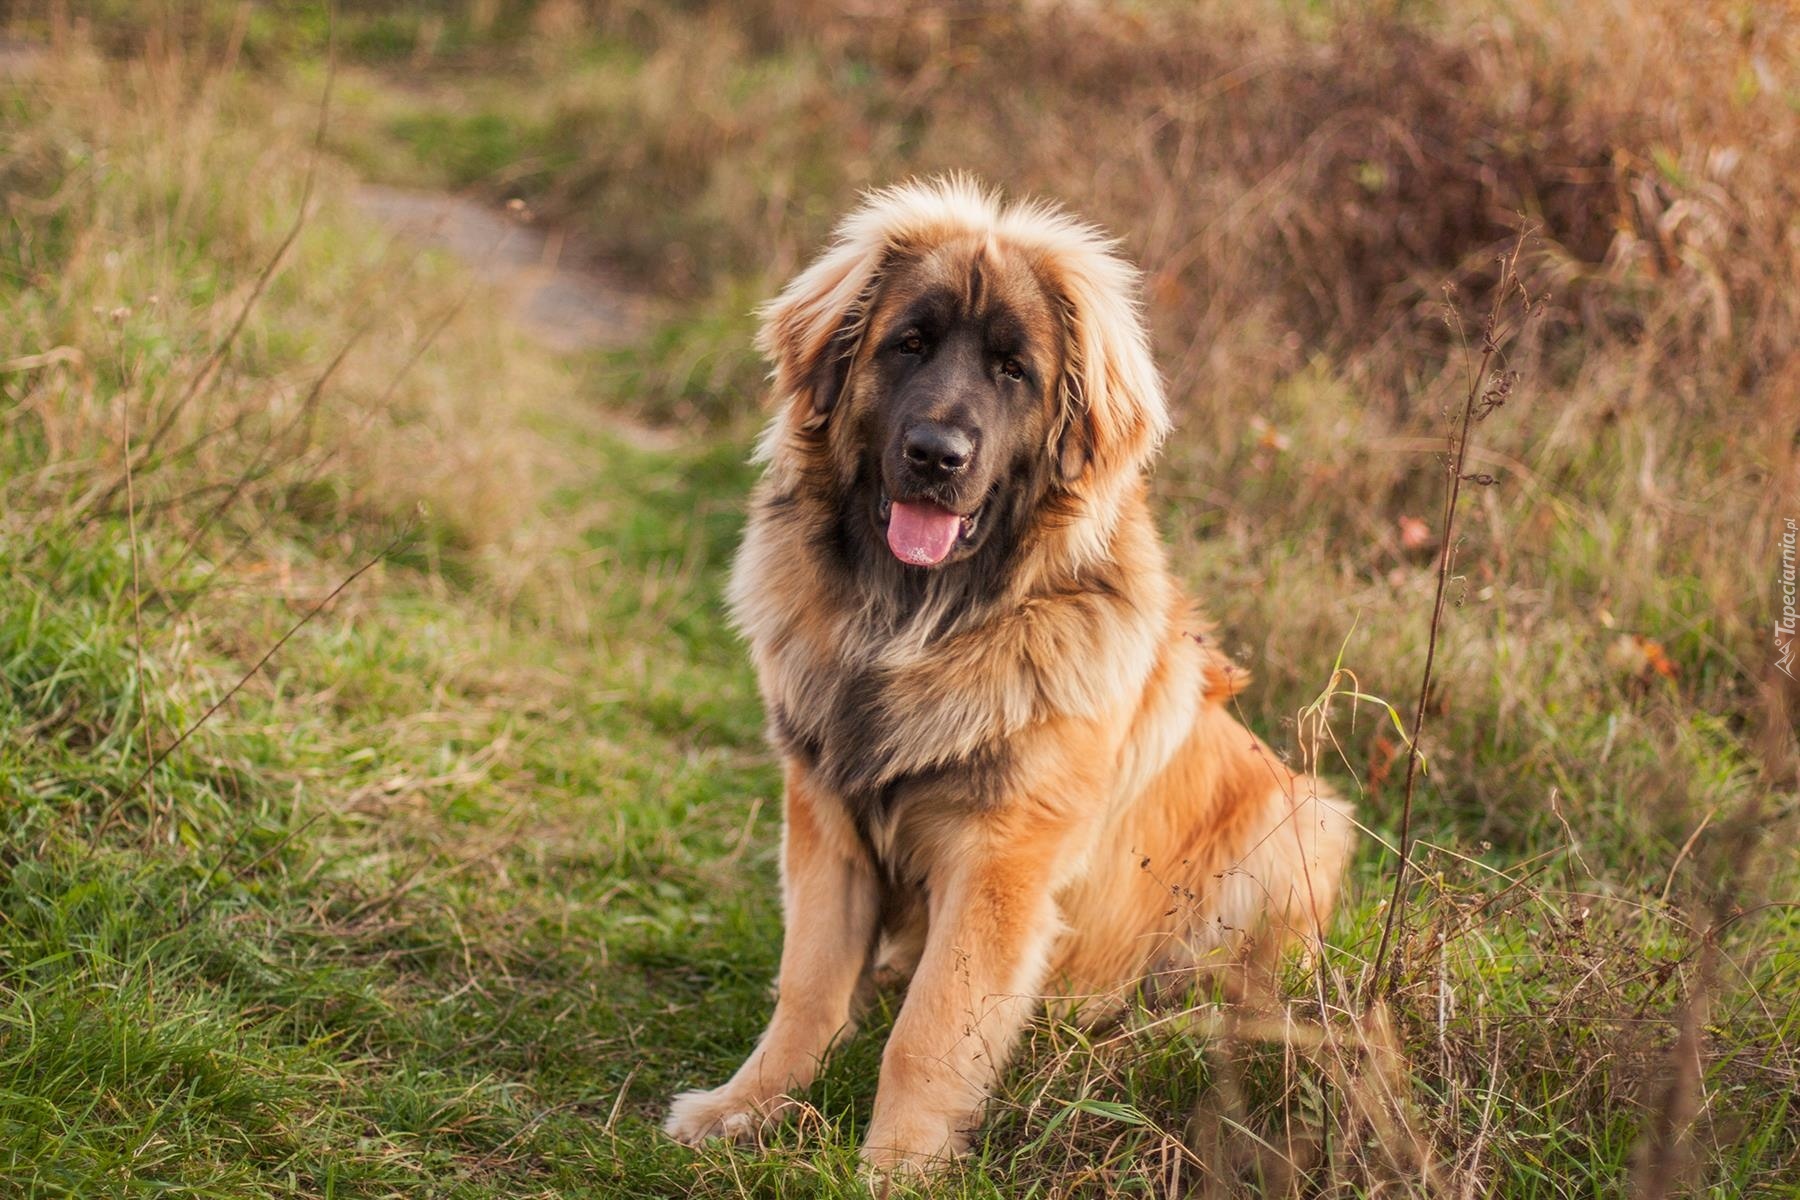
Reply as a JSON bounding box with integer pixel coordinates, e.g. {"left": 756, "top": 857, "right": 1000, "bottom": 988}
{"left": 1000, "top": 358, "right": 1025, "bottom": 381}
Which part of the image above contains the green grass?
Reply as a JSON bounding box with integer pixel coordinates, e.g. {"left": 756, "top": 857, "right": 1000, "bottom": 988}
{"left": 3, "top": 12, "right": 1797, "bottom": 1199}
{"left": 2, "top": 435, "right": 782, "bottom": 1195}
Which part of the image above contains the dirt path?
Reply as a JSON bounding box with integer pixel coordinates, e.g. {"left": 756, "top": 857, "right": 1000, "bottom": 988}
{"left": 7, "top": 41, "right": 675, "bottom": 444}
{"left": 352, "top": 184, "right": 683, "bottom": 451}
{"left": 352, "top": 184, "right": 652, "bottom": 354}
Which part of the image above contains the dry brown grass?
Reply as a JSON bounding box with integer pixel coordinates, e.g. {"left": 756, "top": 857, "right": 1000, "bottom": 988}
{"left": 461, "top": 0, "right": 1795, "bottom": 731}
{"left": 0, "top": 43, "right": 562, "bottom": 587}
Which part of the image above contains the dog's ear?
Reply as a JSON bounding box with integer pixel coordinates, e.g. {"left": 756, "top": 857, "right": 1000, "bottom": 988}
{"left": 1048, "top": 245, "right": 1170, "bottom": 485}
{"left": 758, "top": 178, "right": 1002, "bottom": 441}
{"left": 1054, "top": 403, "right": 1092, "bottom": 484}
{"left": 757, "top": 231, "right": 893, "bottom": 433}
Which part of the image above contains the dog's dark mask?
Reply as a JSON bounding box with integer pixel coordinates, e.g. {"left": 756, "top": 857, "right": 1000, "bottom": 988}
{"left": 826, "top": 242, "right": 1072, "bottom": 572}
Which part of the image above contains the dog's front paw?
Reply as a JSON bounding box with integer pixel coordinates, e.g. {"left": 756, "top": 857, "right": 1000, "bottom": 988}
{"left": 859, "top": 1117, "right": 969, "bottom": 1187}
{"left": 663, "top": 1086, "right": 787, "bottom": 1146}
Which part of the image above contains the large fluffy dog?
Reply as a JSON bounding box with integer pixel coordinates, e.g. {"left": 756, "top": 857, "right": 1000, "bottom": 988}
{"left": 664, "top": 178, "right": 1354, "bottom": 1175}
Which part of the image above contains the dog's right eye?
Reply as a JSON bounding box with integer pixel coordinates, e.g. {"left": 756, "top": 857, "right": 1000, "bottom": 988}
{"left": 897, "top": 332, "right": 924, "bottom": 355}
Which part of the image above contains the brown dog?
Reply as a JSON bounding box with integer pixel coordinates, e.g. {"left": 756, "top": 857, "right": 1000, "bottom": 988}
{"left": 664, "top": 178, "right": 1354, "bottom": 1176}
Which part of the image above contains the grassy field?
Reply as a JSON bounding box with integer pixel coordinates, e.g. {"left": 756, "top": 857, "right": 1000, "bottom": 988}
{"left": 3, "top": 3, "right": 1797, "bottom": 1197}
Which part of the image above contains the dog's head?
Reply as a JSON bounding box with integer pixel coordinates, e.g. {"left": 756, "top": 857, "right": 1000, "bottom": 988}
{"left": 757, "top": 177, "right": 1168, "bottom": 573}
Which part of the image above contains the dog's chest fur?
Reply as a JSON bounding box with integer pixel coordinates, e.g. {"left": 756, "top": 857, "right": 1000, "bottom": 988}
{"left": 758, "top": 605, "right": 1019, "bottom": 854}
{"left": 731, "top": 475, "right": 1173, "bottom": 871}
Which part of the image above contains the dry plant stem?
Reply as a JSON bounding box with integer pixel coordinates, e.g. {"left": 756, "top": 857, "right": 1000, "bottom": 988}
{"left": 158, "top": 291, "right": 462, "bottom": 623}
{"left": 1632, "top": 933, "right": 1715, "bottom": 1200}
{"left": 160, "top": 328, "right": 365, "bottom": 586}
{"left": 1370, "top": 238, "right": 1527, "bottom": 996}
{"left": 370, "top": 293, "right": 470, "bottom": 412}
{"left": 122, "top": 367, "right": 155, "bottom": 841}
{"left": 166, "top": 810, "right": 329, "bottom": 938}
{"left": 1632, "top": 795, "right": 1769, "bottom": 1196}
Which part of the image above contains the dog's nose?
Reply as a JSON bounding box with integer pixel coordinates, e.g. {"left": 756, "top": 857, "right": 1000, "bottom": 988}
{"left": 902, "top": 424, "right": 973, "bottom": 477}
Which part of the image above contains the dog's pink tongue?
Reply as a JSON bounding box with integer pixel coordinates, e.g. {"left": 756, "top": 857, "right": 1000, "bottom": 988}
{"left": 886, "top": 501, "right": 961, "bottom": 566}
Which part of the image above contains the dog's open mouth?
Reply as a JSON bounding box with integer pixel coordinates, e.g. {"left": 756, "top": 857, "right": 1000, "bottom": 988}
{"left": 879, "top": 492, "right": 980, "bottom": 567}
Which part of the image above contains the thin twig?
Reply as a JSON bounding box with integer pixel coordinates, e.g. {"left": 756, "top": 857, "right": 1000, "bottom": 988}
{"left": 164, "top": 810, "right": 329, "bottom": 937}
{"left": 1369, "top": 234, "right": 1532, "bottom": 996}
{"left": 91, "top": 525, "right": 411, "bottom": 847}
{"left": 122, "top": 352, "right": 156, "bottom": 841}
{"left": 157, "top": 287, "right": 464, "bottom": 623}
{"left": 373, "top": 291, "right": 470, "bottom": 412}
{"left": 160, "top": 327, "right": 366, "bottom": 585}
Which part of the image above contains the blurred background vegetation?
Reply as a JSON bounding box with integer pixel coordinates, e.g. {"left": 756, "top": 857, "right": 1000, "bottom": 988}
{"left": 1, "top": 1, "right": 1796, "bottom": 1196}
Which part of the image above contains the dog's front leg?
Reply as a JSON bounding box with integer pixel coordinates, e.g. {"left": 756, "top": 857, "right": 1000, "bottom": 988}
{"left": 860, "top": 836, "right": 1064, "bottom": 1176}
{"left": 664, "top": 762, "right": 877, "bottom": 1144}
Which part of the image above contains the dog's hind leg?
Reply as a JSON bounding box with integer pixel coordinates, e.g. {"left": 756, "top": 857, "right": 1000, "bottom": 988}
{"left": 867, "top": 889, "right": 928, "bottom": 992}
{"left": 1211, "top": 775, "right": 1355, "bottom": 957}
